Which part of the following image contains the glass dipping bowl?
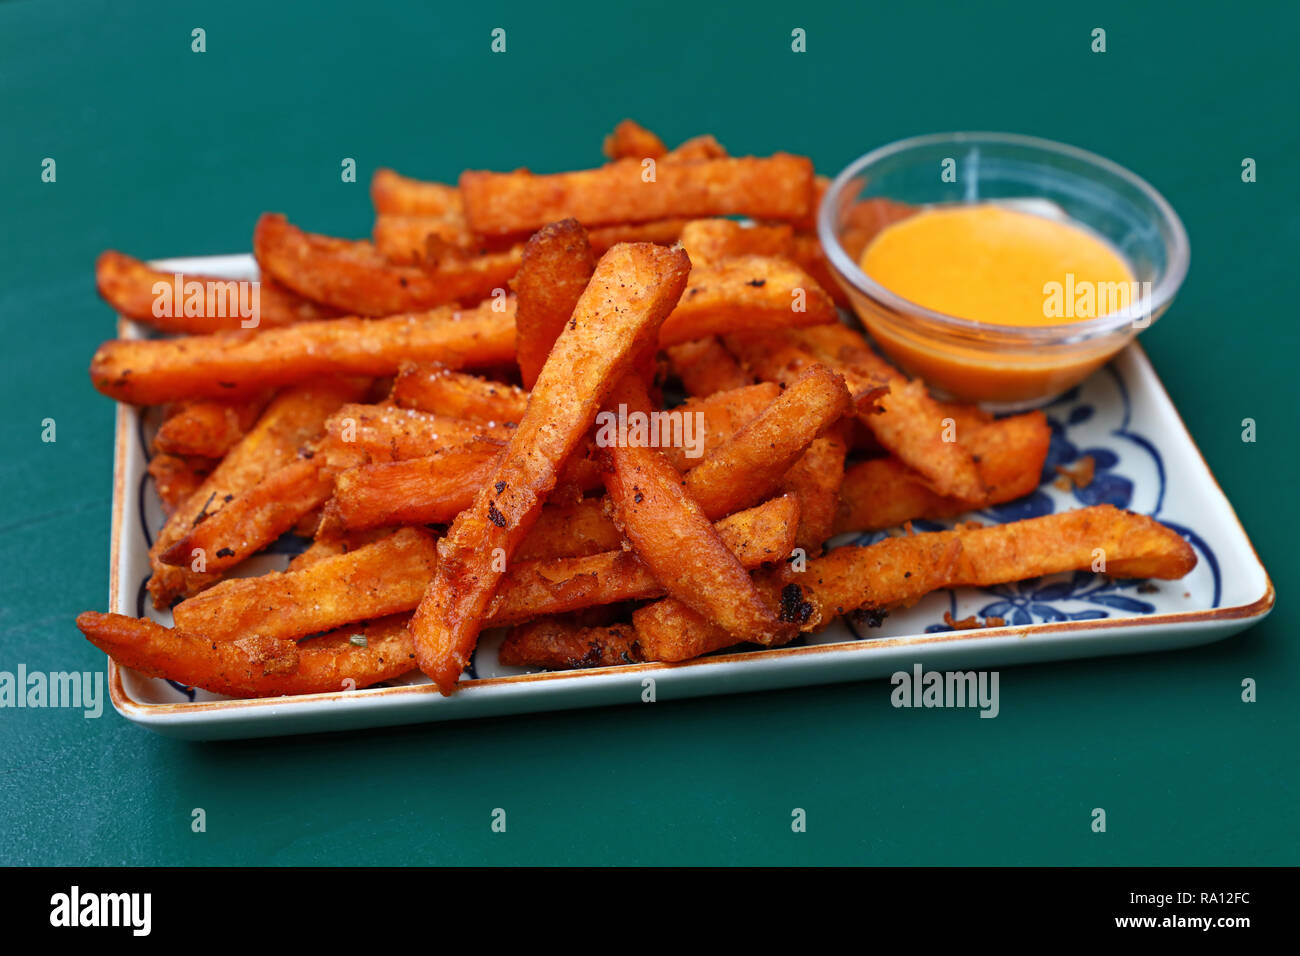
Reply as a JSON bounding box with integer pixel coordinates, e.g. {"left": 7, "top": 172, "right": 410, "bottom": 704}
{"left": 817, "top": 132, "right": 1189, "bottom": 411}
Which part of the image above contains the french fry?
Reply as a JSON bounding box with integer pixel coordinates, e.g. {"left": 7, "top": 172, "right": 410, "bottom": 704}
{"left": 287, "top": 526, "right": 397, "bottom": 572}
{"left": 486, "top": 496, "right": 799, "bottom": 626}
{"left": 790, "top": 233, "right": 851, "bottom": 308}
{"left": 77, "top": 612, "right": 416, "bottom": 698}
{"left": 147, "top": 454, "right": 213, "bottom": 515}
{"left": 664, "top": 134, "right": 728, "bottom": 162}
{"left": 512, "top": 218, "right": 596, "bottom": 389}
{"left": 513, "top": 497, "right": 622, "bottom": 561}
{"left": 391, "top": 364, "right": 528, "bottom": 422}
{"left": 499, "top": 618, "right": 646, "bottom": 670}
{"left": 658, "top": 255, "right": 837, "bottom": 346}
{"left": 665, "top": 337, "right": 755, "bottom": 396}
{"left": 146, "top": 378, "right": 370, "bottom": 608}
{"left": 601, "top": 376, "right": 785, "bottom": 643}
{"left": 95, "top": 251, "right": 341, "bottom": 333}
{"left": 603, "top": 119, "right": 667, "bottom": 160}
{"left": 779, "top": 423, "right": 851, "bottom": 552}
{"left": 411, "top": 242, "right": 691, "bottom": 693}
{"left": 153, "top": 393, "right": 273, "bottom": 458}
{"left": 683, "top": 364, "right": 852, "bottom": 519}
{"left": 372, "top": 214, "right": 479, "bottom": 264}
{"left": 460, "top": 154, "right": 815, "bottom": 237}
{"left": 783, "top": 505, "right": 1197, "bottom": 632}
{"left": 322, "top": 443, "right": 503, "bottom": 531}
{"left": 587, "top": 219, "right": 692, "bottom": 254}
{"left": 172, "top": 497, "right": 797, "bottom": 642}
{"left": 254, "top": 214, "right": 521, "bottom": 315}
{"left": 158, "top": 451, "right": 339, "bottom": 572}
{"left": 324, "top": 403, "right": 512, "bottom": 462}
{"left": 833, "top": 411, "right": 1051, "bottom": 533}
{"left": 89, "top": 298, "right": 517, "bottom": 404}
{"left": 678, "top": 219, "right": 794, "bottom": 263}
{"left": 371, "top": 169, "right": 464, "bottom": 217}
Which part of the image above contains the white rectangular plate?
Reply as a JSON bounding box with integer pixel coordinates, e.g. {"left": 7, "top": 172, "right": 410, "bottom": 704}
{"left": 105, "top": 255, "right": 1274, "bottom": 739}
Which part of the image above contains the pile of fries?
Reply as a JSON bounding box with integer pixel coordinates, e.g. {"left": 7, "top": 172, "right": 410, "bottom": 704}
{"left": 77, "top": 120, "right": 1197, "bottom": 698}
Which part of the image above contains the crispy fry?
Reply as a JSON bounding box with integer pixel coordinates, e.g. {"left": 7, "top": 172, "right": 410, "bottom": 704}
{"left": 159, "top": 452, "right": 338, "bottom": 572}
{"left": 254, "top": 214, "right": 520, "bottom": 315}
{"left": 658, "top": 255, "right": 837, "bottom": 346}
{"left": 147, "top": 454, "right": 213, "bottom": 515}
{"left": 486, "top": 496, "right": 799, "bottom": 625}
{"left": 499, "top": 618, "right": 645, "bottom": 669}
{"left": 153, "top": 393, "right": 273, "bottom": 458}
{"left": 90, "top": 298, "right": 517, "bottom": 404}
{"left": 146, "top": 378, "right": 370, "bottom": 608}
{"left": 601, "top": 376, "right": 784, "bottom": 643}
{"left": 323, "top": 443, "right": 502, "bottom": 531}
{"left": 77, "top": 612, "right": 416, "bottom": 698}
{"left": 371, "top": 169, "right": 463, "bottom": 217}
{"left": 287, "top": 526, "right": 397, "bottom": 572}
{"left": 779, "top": 423, "right": 851, "bottom": 552}
{"left": 587, "top": 219, "right": 691, "bottom": 254}
{"left": 460, "top": 154, "right": 814, "bottom": 237}
{"left": 512, "top": 218, "right": 596, "bottom": 389}
{"left": 173, "top": 497, "right": 796, "bottom": 642}
{"left": 683, "top": 364, "right": 852, "bottom": 518}
{"left": 324, "top": 403, "right": 512, "bottom": 462}
{"left": 787, "top": 505, "right": 1197, "bottom": 631}
{"left": 664, "top": 134, "right": 729, "bottom": 162}
{"left": 790, "top": 233, "right": 851, "bottom": 308}
{"left": 411, "top": 243, "right": 691, "bottom": 693}
{"left": 665, "top": 337, "right": 755, "bottom": 396}
{"left": 95, "top": 251, "right": 341, "bottom": 333}
{"left": 513, "top": 498, "right": 621, "bottom": 561}
{"left": 678, "top": 219, "right": 794, "bottom": 263}
{"left": 833, "top": 411, "right": 1051, "bottom": 533}
{"left": 391, "top": 364, "right": 528, "bottom": 422}
{"left": 603, "top": 120, "right": 667, "bottom": 160}
{"left": 373, "top": 214, "right": 479, "bottom": 263}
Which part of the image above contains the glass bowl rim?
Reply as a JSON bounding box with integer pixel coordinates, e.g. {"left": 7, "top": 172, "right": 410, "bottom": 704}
{"left": 815, "top": 131, "right": 1191, "bottom": 343}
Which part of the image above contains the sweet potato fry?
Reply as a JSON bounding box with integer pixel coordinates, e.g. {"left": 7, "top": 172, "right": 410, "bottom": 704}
{"left": 833, "top": 411, "right": 1051, "bottom": 533}
{"left": 786, "top": 505, "right": 1197, "bottom": 632}
{"left": 512, "top": 218, "right": 596, "bottom": 389}
{"left": 173, "top": 527, "right": 439, "bottom": 641}
{"left": 790, "top": 233, "right": 850, "bottom": 308}
{"left": 513, "top": 497, "right": 621, "bottom": 561}
{"left": 658, "top": 255, "right": 837, "bottom": 346}
{"left": 172, "top": 497, "right": 796, "bottom": 642}
{"left": 371, "top": 169, "right": 464, "bottom": 217}
{"left": 77, "top": 612, "right": 417, "bottom": 698}
{"left": 664, "top": 134, "right": 728, "bottom": 162}
{"left": 153, "top": 393, "right": 273, "bottom": 458}
{"left": 486, "top": 496, "right": 799, "bottom": 626}
{"left": 324, "top": 403, "right": 512, "bottom": 462}
{"left": 411, "top": 242, "right": 691, "bottom": 693}
{"left": 499, "top": 618, "right": 646, "bottom": 670}
{"left": 373, "top": 214, "right": 479, "bottom": 264}
{"left": 147, "top": 454, "right": 213, "bottom": 515}
{"left": 95, "top": 251, "right": 341, "bottom": 333}
{"left": 678, "top": 219, "right": 794, "bottom": 263}
{"left": 391, "top": 364, "right": 528, "bottom": 422}
{"left": 601, "top": 376, "right": 784, "bottom": 643}
{"left": 586, "top": 219, "right": 692, "bottom": 254}
{"left": 460, "top": 154, "right": 815, "bottom": 237}
{"left": 779, "top": 423, "right": 851, "bottom": 552}
{"left": 90, "top": 298, "right": 517, "bottom": 404}
{"left": 683, "top": 364, "right": 852, "bottom": 519}
{"left": 159, "top": 452, "right": 338, "bottom": 572}
{"left": 254, "top": 214, "right": 520, "bottom": 315}
{"left": 665, "top": 337, "right": 755, "bottom": 396}
{"left": 603, "top": 120, "right": 667, "bottom": 160}
{"left": 147, "top": 378, "right": 370, "bottom": 607}
{"left": 323, "top": 442, "right": 503, "bottom": 531}
{"left": 287, "top": 526, "right": 397, "bottom": 572}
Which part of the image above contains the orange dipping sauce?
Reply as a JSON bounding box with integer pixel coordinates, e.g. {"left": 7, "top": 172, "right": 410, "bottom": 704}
{"left": 851, "top": 203, "right": 1144, "bottom": 404}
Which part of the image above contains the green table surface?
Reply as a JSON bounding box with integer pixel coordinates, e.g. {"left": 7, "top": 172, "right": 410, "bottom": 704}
{"left": 1, "top": 0, "right": 1295, "bottom": 866}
